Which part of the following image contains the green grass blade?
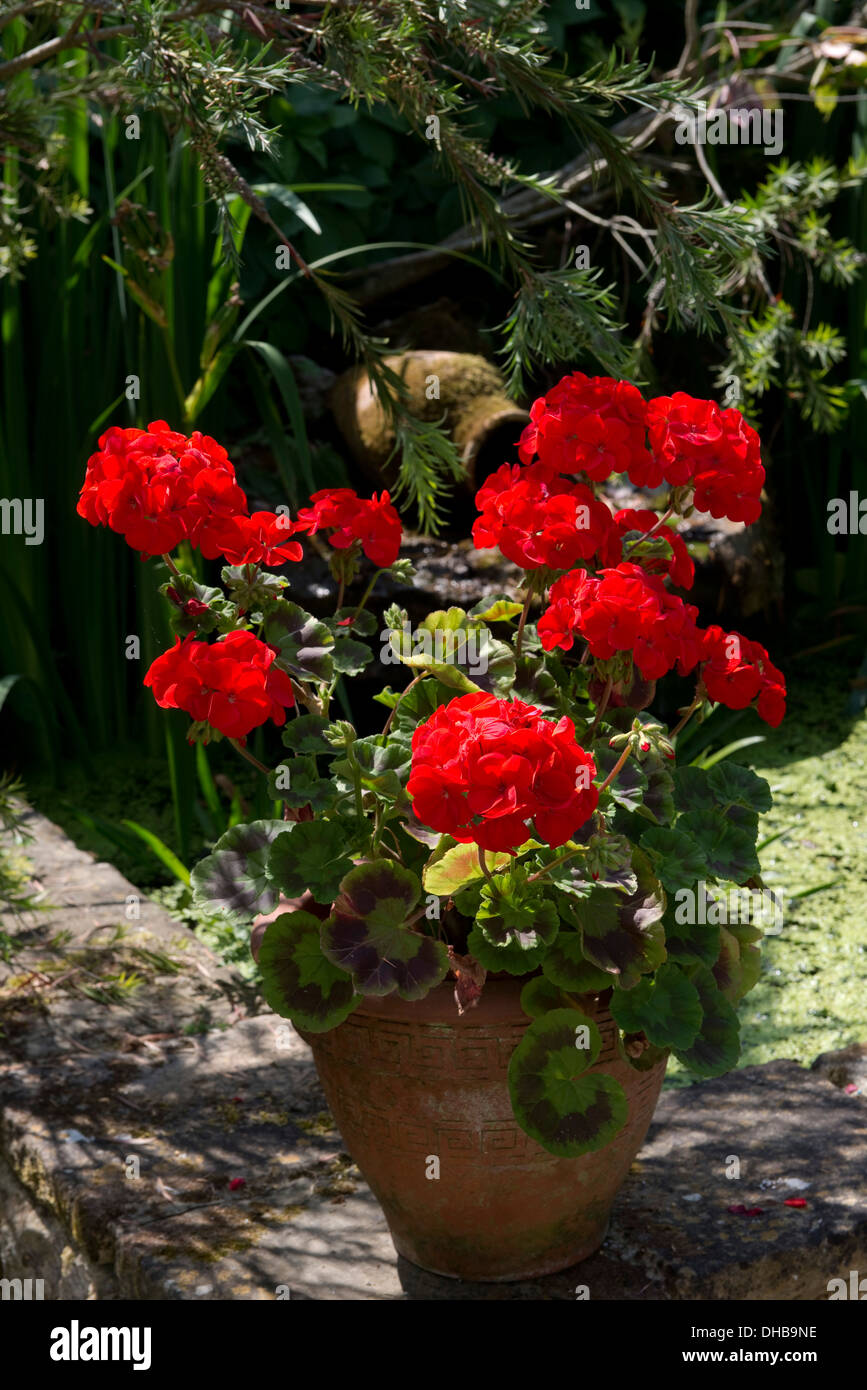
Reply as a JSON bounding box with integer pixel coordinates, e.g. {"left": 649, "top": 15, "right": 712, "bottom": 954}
{"left": 121, "top": 819, "right": 191, "bottom": 886}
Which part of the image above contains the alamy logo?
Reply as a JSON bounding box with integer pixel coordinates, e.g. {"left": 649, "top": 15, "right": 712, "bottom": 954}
{"left": 0, "top": 1277, "right": 44, "bottom": 1299}
{"left": 673, "top": 880, "right": 783, "bottom": 934}
{"left": 827, "top": 1271, "right": 867, "bottom": 1300}
{"left": 49, "top": 1320, "right": 152, "bottom": 1371}
{"left": 673, "top": 102, "right": 783, "bottom": 157}
{"left": 381, "top": 623, "right": 490, "bottom": 676}
{"left": 0, "top": 497, "right": 44, "bottom": 546}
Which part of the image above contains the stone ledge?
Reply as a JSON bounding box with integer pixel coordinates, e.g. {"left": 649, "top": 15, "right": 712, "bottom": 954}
{"left": 1, "top": 810, "right": 865, "bottom": 1300}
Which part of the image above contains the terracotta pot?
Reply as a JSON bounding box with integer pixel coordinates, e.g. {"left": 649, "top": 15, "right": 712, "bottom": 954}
{"left": 299, "top": 978, "right": 667, "bottom": 1281}
{"left": 329, "top": 350, "right": 529, "bottom": 494}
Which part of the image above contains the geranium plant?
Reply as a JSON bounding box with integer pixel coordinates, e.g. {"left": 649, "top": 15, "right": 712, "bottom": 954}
{"left": 78, "top": 374, "right": 785, "bottom": 1158}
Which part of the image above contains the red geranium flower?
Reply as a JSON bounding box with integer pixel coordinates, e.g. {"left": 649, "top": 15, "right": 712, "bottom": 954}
{"left": 472, "top": 462, "right": 614, "bottom": 571}
{"left": 407, "top": 692, "right": 598, "bottom": 852}
{"left": 518, "top": 373, "right": 652, "bottom": 483}
{"left": 198, "top": 511, "right": 305, "bottom": 565}
{"left": 699, "top": 626, "right": 786, "bottom": 727}
{"left": 644, "top": 394, "right": 765, "bottom": 523}
{"left": 296, "top": 487, "right": 402, "bottom": 568}
{"left": 538, "top": 562, "right": 702, "bottom": 681}
{"left": 144, "top": 630, "right": 294, "bottom": 740}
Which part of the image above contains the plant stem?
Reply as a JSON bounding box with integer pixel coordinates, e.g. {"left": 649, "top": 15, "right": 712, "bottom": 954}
{"left": 477, "top": 847, "right": 494, "bottom": 884}
{"left": 162, "top": 552, "right": 181, "bottom": 577}
{"left": 623, "top": 506, "right": 675, "bottom": 554}
{"left": 528, "top": 845, "right": 582, "bottom": 885}
{"left": 515, "top": 585, "right": 533, "bottom": 661}
{"left": 588, "top": 675, "right": 613, "bottom": 738}
{"left": 229, "top": 738, "right": 270, "bottom": 776}
{"left": 598, "top": 743, "right": 631, "bottom": 793}
{"left": 380, "top": 671, "right": 426, "bottom": 740}
{"left": 335, "top": 576, "right": 345, "bottom": 613}
{"left": 671, "top": 696, "right": 702, "bottom": 739}
{"left": 352, "top": 569, "right": 381, "bottom": 622}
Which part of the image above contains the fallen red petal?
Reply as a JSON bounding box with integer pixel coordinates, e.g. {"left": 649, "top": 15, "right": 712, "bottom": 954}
{"left": 784, "top": 1197, "right": 807, "bottom": 1208}
{"left": 228, "top": 1177, "right": 246, "bottom": 1191}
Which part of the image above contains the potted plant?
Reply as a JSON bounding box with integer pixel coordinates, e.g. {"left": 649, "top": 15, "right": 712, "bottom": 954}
{"left": 77, "top": 375, "right": 785, "bottom": 1282}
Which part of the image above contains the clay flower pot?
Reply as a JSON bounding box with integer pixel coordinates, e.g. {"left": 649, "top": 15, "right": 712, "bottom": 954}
{"left": 298, "top": 978, "right": 667, "bottom": 1281}
{"left": 329, "top": 350, "right": 530, "bottom": 494}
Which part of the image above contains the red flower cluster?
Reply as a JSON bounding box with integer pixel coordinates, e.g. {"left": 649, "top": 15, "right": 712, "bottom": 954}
{"left": 472, "top": 462, "right": 613, "bottom": 570}
{"left": 538, "top": 563, "right": 702, "bottom": 682}
{"left": 645, "top": 395, "right": 765, "bottom": 523}
{"left": 518, "top": 373, "right": 651, "bottom": 481}
{"left": 407, "top": 692, "right": 598, "bottom": 852}
{"left": 296, "top": 488, "right": 401, "bottom": 568}
{"left": 699, "top": 626, "right": 786, "bottom": 728}
{"left": 512, "top": 376, "right": 765, "bottom": 527}
{"left": 78, "top": 421, "right": 306, "bottom": 563}
{"left": 144, "top": 630, "right": 294, "bottom": 740}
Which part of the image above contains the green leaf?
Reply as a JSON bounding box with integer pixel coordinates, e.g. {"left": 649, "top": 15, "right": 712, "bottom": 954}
{"left": 332, "top": 736, "right": 411, "bottom": 802}
{"left": 519, "top": 976, "right": 576, "bottom": 1019}
{"left": 610, "top": 962, "right": 701, "bottom": 1050}
{"left": 470, "top": 886, "right": 559, "bottom": 974}
{"left": 263, "top": 601, "right": 334, "bottom": 683}
{"left": 258, "top": 910, "right": 359, "bottom": 1032}
{"left": 268, "top": 756, "right": 336, "bottom": 812}
{"left": 120, "top": 819, "right": 191, "bottom": 887}
{"left": 565, "top": 848, "right": 666, "bottom": 988}
{"left": 662, "top": 902, "right": 721, "bottom": 969}
{"left": 706, "top": 762, "right": 772, "bottom": 815}
{"left": 268, "top": 822, "right": 355, "bottom": 904}
{"left": 677, "top": 809, "right": 760, "bottom": 884}
{"left": 190, "top": 819, "right": 286, "bottom": 917}
{"left": 330, "top": 608, "right": 378, "bottom": 637}
{"left": 542, "top": 931, "right": 614, "bottom": 993}
{"left": 640, "top": 826, "right": 706, "bottom": 892}
{"left": 281, "top": 714, "right": 332, "bottom": 754}
{"left": 422, "top": 839, "right": 512, "bottom": 896}
{"left": 508, "top": 1009, "right": 629, "bottom": 1156}
{"left": 673, "top": 965, "right": 740, "bottom": 1078}
{"left": 322, "top": 860, "right": 447, "bottom": 1000}
{"left": 332, "top": 637, "right": 372, "bottom": 675}
{"left": 467, "top": 595, "right": 524, "bottom": 622}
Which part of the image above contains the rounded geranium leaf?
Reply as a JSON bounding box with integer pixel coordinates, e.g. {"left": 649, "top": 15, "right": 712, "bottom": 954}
{"left": 706, "top": 762, "right": 772, "bottom": 816}
{"left": 610, "top": 961, "right": 701, "bottom": 1050}
{"left": 321, "top": 860, "right": 448, "bottom": 1000}
{"left": 190, "top": 819, "right": 286, "bottom": 917}
{"left": 267, "top": 755, "right": 337, "bottom": 812}
{"left": 263, "top": 600, "right": 334, "bottom": 683}
{"left": 662, "top": 902, "right": 721, "bottom": 968}
{"left": 673, "top": 964, "right": 740, "bottom": 1078}
{"left": 508, "top": 1009, "right": 628, "bottom": 1157}
{"left": 281, "top": 714, "right": 333, "bottom": 754}
{"left": 258, "top": 910, "right": 359, "bottom": 1032}
{"left": 468, "top": 886, "right": 559, "bottom": 975}
{"left": 677, "top": 808, "right": 760, "bottom": 884}
{"left": 332, "top": 637, "right": 372, "bottom": 676}
{"left": 330, "top": 607, "right": 378, "bottom": 637}
{"left": 422, "top": 839, "right": 513, "bottom": 897}
{"left": 640, "top": 826, "right": 706, "bottom": 892}
{"left": 567, "top": 849, "right": 666, "bottom": 989}
{"left": 542, "top": 931, "right": 614, "bottom": 993}
{"left": 268, "top": 822, "right": 355, "bottom": 904}
{"left": 520, "top": 976, "right": 573, "bottom": 1019}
